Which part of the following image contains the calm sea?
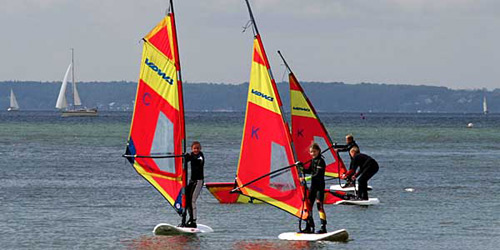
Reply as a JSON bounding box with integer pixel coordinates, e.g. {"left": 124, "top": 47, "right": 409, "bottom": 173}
{"left": 1, "top": 111, "right": 499, "bottom": 249}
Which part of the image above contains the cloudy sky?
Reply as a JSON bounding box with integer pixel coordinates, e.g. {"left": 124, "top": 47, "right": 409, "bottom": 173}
{"left": 1, "top": 0, "right": 499, "bottom": 89}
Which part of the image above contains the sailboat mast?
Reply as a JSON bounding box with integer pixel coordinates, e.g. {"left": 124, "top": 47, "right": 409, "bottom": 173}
{"left": 71, "top": 48, "right": 75, "bottom": 106}
{"left": 169, "top": 0, "right": 185, "bottom": 152}
{"left": 244, "top": 0, "right": 260, "bottom": 36}
{"left": 277, "top": 50, "right": 293, "bottom": 74}
{"left": 168, "top": 0, "right": 188, "bottom": 221}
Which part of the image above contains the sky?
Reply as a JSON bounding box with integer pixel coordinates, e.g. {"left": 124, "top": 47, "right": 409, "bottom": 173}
{"left": 1, "top": 0, "right": 499, "bottom": 90}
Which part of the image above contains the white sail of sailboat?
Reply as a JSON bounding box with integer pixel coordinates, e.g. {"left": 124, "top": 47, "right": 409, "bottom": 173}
{"left": 483, "top": 96, "right": 488, "bottom": 114}
{"left": 55, "top": 48, "right": 97, "bottom": 117}
{"left": 55, "top": 63, "right": 71, "bottom": 109}
{"left": 8, "top": 89, "right": 20, "bottom": 111}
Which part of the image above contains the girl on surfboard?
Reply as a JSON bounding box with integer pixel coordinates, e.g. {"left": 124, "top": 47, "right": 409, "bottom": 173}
{"left": 185, "top": 141, "right": 205, "bottom": 228}
{"left": 298, "top": 143, "right": 328, "bottom": 234}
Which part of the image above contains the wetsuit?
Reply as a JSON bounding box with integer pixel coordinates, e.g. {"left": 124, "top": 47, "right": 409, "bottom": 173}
{"left": 334, "top": 140, "right": 359, "bottom": 158}
{"left": 185, "top": 151, "right": 204, "bottom": 225}
{"left": 302, "top": 155, "right": 327, "bottom": 232}
{"left": 346, "top": 153, "right": 378, "bottom": 200}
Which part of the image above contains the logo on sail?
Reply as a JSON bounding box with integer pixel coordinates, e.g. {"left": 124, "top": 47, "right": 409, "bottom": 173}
{"left": 292, "top": 106, "right": 310, "bottom": 112}
{"left": 145, "top": 58, "right": 174, "bottom": 85}
{"left": 251, "top": 89, "right": 274, "bottom": 102}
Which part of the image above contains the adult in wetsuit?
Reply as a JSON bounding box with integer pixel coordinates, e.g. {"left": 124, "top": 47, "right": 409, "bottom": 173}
{"left": 185, "top": 141, "right": 205, "bottom": 228}
{"left": 334, "top": 134, "right": 359, "bottom": 159}
{"left": 298, "top": 143, "right": 328, "bottom": 234}
{"left": 343, "top": 147, "right": 379, "bottom": 200}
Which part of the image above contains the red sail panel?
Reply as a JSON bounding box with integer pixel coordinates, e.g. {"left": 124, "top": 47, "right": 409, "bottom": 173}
{"left": 235, "top": 35, "right": 308, "bottom": 219}
{"left": 125, "top": 14, "right": 186, "bottom": 215}
{"left": 289, "top": 73, "right": 346, "bottom": 177}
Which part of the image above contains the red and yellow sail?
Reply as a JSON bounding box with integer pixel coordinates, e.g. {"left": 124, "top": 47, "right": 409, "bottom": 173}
{"left": 289, "top": 73, "right": 346, "bottom": 178}
{"left": 125, "top": 12, "right": 186, "bottom": 215}
{"left": 235, "top": 35, "right": 308, "bottom": 220}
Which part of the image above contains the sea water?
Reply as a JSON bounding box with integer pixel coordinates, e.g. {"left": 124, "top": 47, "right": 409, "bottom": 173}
{"left": 1, "top": 111, "right": 499, "bottom": 249}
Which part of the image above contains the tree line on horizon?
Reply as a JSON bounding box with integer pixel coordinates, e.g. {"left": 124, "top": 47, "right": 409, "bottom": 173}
{"left": 0, "top": 81, "right": 498, "bottom": 113}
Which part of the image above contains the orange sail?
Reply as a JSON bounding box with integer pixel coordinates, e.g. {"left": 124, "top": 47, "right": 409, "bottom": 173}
{"left": 280, "top": 52, "right": 347, "bottom": 178}
{"left": 124, "top": 6, "right": 186, "bottom": 215}
{"left": 234, "top": 1, "right": 307, "bottom": 220}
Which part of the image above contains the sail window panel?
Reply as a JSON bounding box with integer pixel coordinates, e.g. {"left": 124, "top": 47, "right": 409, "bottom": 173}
{"left": 269, "top": 142, "right": 295, "bottom": 192}
{"left": 151, "top": 111, "right": 175, "bottom": 173}
{"left": 313, "top": 136, "right": 336, "bottom": 166}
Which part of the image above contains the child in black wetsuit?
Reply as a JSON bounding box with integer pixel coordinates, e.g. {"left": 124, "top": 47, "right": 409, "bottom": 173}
{"left": 298, "top": 143, "right": 328, "bottom": 234}
{"left": 185, "top": 141, "right": 205, "bottom": 228}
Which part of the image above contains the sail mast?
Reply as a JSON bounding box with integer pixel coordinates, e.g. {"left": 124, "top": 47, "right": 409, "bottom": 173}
{"left": 71, "top": 48, "right": 75, "bottom": 106}
{"left": 169, "top": 0, "right": 186, "bottom": 154}
{"left": 168, "top": 0, "right": 188, "bottom": 222}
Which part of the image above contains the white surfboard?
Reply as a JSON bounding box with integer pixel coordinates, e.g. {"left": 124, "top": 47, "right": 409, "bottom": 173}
{"left": 278, "top": 229, "right": 349, "bottom": 241}
{"left": 153, "top": 223, "right": 214, "bottom": 235}
{"left": 335, "top": 198, "right": 379, "bottom": 206}
{"left": 329, "top": 184, "right": 372, "bottom": 192}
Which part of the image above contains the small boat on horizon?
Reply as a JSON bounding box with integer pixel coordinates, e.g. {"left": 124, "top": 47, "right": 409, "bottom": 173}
{"left": 7, "top": 88, "right": 20, "bottom": 112}
{"left": 483, "top": 95, "right": 488, "bottom": 115}
{"left": 55, "top": 48, "right": 97, "bottom": 117}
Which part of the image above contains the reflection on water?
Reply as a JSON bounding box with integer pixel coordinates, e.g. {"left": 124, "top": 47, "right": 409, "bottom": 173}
{"left": 233, "top": 239, "right": 336, "bottom": 250}
{"left": 123, "top": 235, "right": 200, "bottom": 250}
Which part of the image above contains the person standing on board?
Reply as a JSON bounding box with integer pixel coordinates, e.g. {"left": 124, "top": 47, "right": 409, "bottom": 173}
{"left": 185, "top": 141, "right": 205, "bottom": 228}
{"left": 334, "top": 134, "right": 358, "bottom": 159}
{"left": 342, "top": 147, "right": 379, "bottom": 200}
{"left": 297, "top": 143, "right": 328, "bottom": 234}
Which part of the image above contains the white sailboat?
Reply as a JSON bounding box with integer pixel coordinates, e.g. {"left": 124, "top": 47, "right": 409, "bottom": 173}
{"left": 483, "top": 96, "right": 488, "bottom": 115}
{"left": 7, "top": 89, "right": 20, "bottom": 111}
{"left": 55, "top": 48, "right": 97, "bottom": 117}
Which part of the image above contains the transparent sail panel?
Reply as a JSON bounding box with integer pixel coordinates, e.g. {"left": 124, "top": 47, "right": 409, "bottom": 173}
{"left": 269, "top": 142, "right": 295, "bottom": 191}
{"left": 313, "top": 136, "right": 336, "bottom": 166}
{"left": 151, "top": 111, "right": 175, "bottom": 173}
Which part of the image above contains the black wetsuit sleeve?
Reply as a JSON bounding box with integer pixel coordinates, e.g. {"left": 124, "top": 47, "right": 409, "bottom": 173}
{"left": 334, "top": 144, "right": 350, "bottom": 152}
{"left": 334, "top": 141, "right": 358, "bottom": 152}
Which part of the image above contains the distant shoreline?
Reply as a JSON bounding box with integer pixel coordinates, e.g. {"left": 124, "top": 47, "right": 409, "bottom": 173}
{"left": 1, "top": 81, "right": 497, "bottom": 113}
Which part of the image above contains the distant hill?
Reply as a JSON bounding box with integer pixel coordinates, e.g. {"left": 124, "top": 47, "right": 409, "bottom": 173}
{"left": 1, "top": 81, "right": 498, "bottom": 113}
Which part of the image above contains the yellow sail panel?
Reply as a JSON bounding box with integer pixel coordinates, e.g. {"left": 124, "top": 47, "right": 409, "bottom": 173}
{"left": 247, "top": 39, "right": 281, "bottom": 114}
{"left": 139, "top": 42, "right": 179, "bottom": 110}
{"left": 290, "top": 89, "right": 316, "bottom": 119}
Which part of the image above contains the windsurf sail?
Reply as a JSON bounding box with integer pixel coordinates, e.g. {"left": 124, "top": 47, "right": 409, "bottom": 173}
{"left": 234, "top": 0, "right": 308, "bottom": 220}
{"left": 124, "top": 0, "right": 187, "bottom": 215}
{"left": 278, "top": 51, "right": 347, "bottom": 178}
